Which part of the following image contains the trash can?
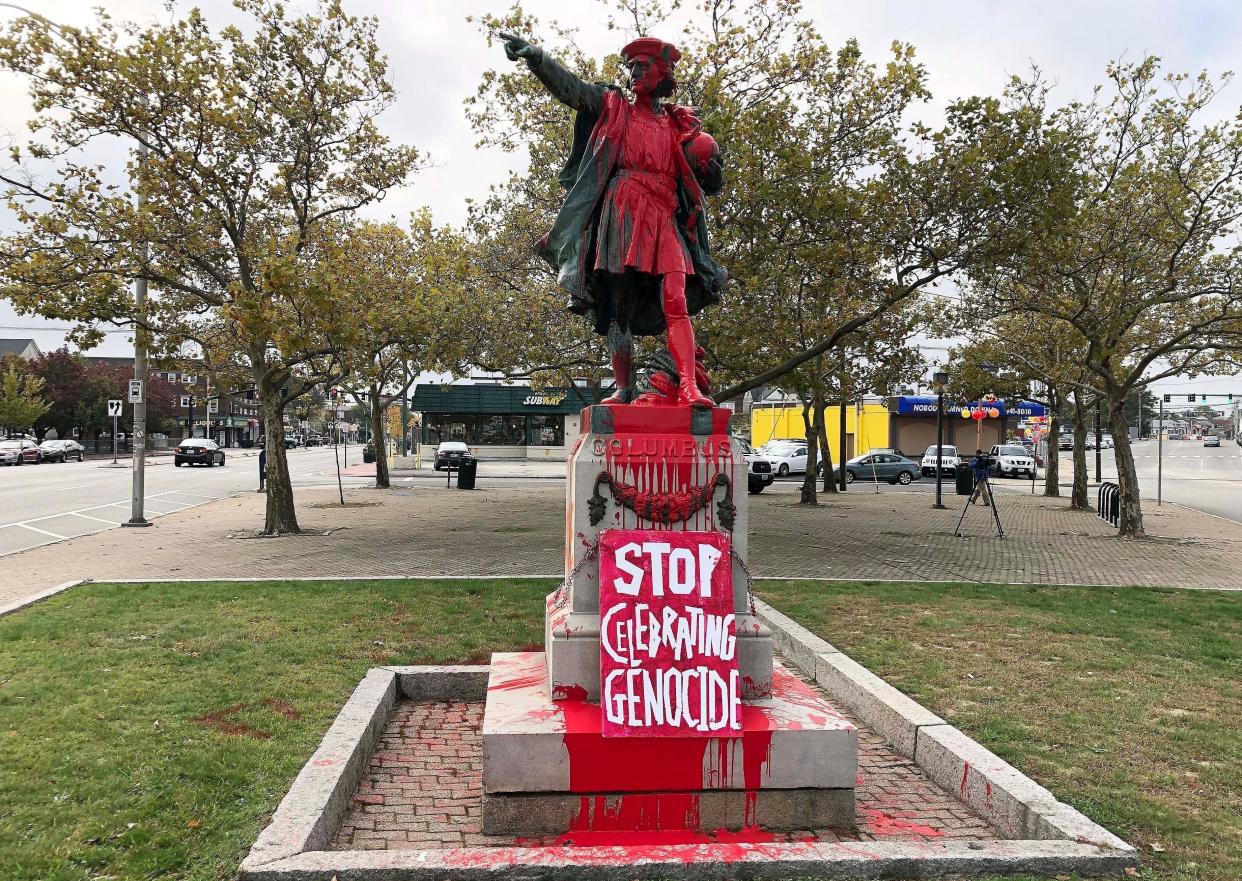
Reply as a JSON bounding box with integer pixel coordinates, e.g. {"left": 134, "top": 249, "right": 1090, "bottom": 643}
{"left": 955, "top": 467, "right": 974, "bottom": 496}
{"left": 457, "top": 456, "right": 477, "bottom": 490}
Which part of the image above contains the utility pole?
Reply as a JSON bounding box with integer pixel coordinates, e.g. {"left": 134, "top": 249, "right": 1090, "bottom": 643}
{"left": 2, "top": 5, "right": 153, "bottom": 526}
{"left": 837, "top": 352, "right": 848, "bottom": 492}
{"left": 400, "top": 361, "right": 410, "bottom": 457}
{"left": 1157, "top": 396, "right": 1164, "bottom": 506}
{"left": 1094, "top": 398, "right": 1102, "bottom": 484}
{"left": 932, "top": 370, "right": 949, "bottom": 509}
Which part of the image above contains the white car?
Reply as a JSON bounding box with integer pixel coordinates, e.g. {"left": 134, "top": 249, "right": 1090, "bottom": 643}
{"left": 0, "top": 437, "right": 42, "bottom": 465}
{"left": 920, "top": 444, "right": 961, "bottom": 477}
{"left": 761, "top": 442, "right": 808, "bottom": 477}
{"left": 988, "top": 444, "right": 1036, "bottom": 478}
{"left": 735, "top": 438, "right": 776, "bottom": 493}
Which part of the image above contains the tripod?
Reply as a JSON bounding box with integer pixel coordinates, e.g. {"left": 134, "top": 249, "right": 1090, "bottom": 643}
{"left": 955, "top": 468, "right": 1005, "bottom": 538}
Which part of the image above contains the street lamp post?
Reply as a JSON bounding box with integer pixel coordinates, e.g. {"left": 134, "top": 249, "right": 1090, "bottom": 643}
{"left": 932, "top": 370, "right": 950, "bottom": 509}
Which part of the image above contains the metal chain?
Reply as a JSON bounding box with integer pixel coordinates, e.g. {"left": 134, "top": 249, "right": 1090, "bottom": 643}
{"left": 552, "top": 539, "right": 599, "bottom": 610}
{"left": 730, "top": 545, "right": 758, "bottom": 618}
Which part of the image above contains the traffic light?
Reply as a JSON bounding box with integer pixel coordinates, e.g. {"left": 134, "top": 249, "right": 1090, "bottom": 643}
{"left": 1229, "top": 393, "right": 1235, "bottom": 402}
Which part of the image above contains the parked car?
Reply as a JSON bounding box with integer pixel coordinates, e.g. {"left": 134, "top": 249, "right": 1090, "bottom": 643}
{"left": 761, "top": 442, "right": 808, "bottom": 477}
{"left": 833, "top": 451, "right": 922, "bottom": 485}
{"left": 1098, "top": 435, "right": 1114, "bottom": 449}
{"left": 1057, "top": 434, "right": 1074, "bottom": 451}
{"left": 38, "top": 439, "right": 85, "bottom": 463}
{"left": 920, "top": 444, "right": 961, "bottom": 477}
{"left": 735, "top": 438, "right": 775, "bottom": 494}
{"left": 434, "top": 440, "right": 470, "bottom": 471}
{"left": 174, "top": 438, "right": 226, "bottom": 467}
{"left": 988, "top": 444, "right": 1036, "bottom": 478}
{"left": 0, "top": 437, "right": 42, "bottom": 465}
{"left": 1204, "top": 434, "right": 1221, "bottom": 447}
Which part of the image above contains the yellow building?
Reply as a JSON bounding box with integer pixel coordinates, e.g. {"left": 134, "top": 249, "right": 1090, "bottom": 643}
{"left": 750, "top": 399, "right": 891, "bottom": 463}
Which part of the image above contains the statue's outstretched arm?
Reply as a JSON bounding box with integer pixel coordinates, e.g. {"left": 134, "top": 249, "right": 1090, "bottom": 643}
{"left": 498, "top": 32, "right": 604, "bottom": 117}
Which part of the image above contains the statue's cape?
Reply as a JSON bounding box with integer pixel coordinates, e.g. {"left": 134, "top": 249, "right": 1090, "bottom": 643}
{"left": 538, "top": 88, "right": 726, "bottom": 336}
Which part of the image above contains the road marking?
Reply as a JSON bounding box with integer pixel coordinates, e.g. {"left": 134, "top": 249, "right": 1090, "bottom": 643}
{"left": 54, "top": 483, "right": 98, "bottom": 492}
{"left": 164, "top": 489, "right": 221, "bottom": 500}
{"left": 13, "top": 522, "right": 67, "bottom": 539}
{"left": 69, "top": 509, "right": 118, "bottom": 521}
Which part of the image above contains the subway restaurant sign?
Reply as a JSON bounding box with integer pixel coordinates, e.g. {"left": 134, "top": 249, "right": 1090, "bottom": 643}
{"left": 523, "top": 392, "right": 567, "bottom": 406}
{"left": 598, "top": 529, "right": 741, "bottom": 738}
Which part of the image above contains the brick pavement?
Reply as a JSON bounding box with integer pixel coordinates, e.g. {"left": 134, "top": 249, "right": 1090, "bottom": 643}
{"left": 4, "top": 481, "right": 1241, "bottom": 610}
{"left": 331, "top": 694, "right": 997, "bottom": 850}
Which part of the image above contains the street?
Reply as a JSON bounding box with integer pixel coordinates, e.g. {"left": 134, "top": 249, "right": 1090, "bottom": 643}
{"left": 763, "top": 438, "right": 1242, "bottom": 522}
{"left": 0, "top": 446, "right": 373, "bottom": 558}
{"left": 1063, "top": 436, "right": 1242, "bottom": 521}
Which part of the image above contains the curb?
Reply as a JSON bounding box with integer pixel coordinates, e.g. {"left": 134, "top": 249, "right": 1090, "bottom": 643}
{"left": 240, "top": 659, "right": 1138, "bottom": 880}
{"left": 0, "top": 578, "right": 88, "bottom": 618}
{"left": 753, "top": 597, "right": 1137, "bottom": 861}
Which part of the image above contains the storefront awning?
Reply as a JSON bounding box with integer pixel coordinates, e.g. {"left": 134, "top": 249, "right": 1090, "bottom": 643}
{"left": 408, "top": 384, "right": 600, "bottom": 415}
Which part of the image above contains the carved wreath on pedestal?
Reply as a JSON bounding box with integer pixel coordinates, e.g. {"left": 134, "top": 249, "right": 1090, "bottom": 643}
{"left": 588, "top": 470, "right": 735, "bottom": 530}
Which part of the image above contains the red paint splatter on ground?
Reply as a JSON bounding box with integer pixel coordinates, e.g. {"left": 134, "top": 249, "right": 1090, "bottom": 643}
{"left": 263, "top": 698, "right": 300, "bottom": 720}
{"left": 551, "top": 682, "right": 588, "bottom": 700}
{"left": 192, "top": 703, "right": 271, "bottom": 740}
{"left": 860, "top": 808, "right": 944, "bottom": 839}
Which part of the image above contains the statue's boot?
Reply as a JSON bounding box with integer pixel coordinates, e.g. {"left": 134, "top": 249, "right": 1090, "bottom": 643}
{"left": 667, "top": 317, "right": 713, "bottom": 409}
{"left": 600, "top": 345, "right": 633, "bottom": 406}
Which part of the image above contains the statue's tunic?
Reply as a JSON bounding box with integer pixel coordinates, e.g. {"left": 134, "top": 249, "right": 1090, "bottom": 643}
{"left": 595, "top": 110, "right": 693, "bottom": 279}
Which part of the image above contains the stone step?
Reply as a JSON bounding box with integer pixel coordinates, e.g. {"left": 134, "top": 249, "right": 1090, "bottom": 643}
{"left": 482, "top": 652, "right": 858, "bottom": 795}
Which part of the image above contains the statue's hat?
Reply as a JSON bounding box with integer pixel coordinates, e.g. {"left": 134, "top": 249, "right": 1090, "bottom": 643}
{"left": 621, "top": 37, "right": 681, "bottom": 66}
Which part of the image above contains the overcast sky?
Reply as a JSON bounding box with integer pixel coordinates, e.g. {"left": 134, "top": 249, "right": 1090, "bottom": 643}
{"left": 2, "top": 0, "right": 1241, "bottom": 404}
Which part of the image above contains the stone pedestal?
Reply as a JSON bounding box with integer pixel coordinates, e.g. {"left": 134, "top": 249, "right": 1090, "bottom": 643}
{"left": 482, "top": 404, "right": 857, "bottom": 837}
{"left": 545, "top": 405, "right": 774, "bottom": 702}
{"left": 482, "top": 653, "right": 857, "bottom": 834}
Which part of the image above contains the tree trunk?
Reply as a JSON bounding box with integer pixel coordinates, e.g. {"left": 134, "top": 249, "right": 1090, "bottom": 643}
{"left": 1071, "top": 389, "right": 1089, "bottom": 510}
{"left": 818, "top": 398, "right": 836, "bottom": 493}
{"left": 371, "top": 385, "right": 390, "bottom": 489}
{"left": 259, "top": 379, "right": 300, "bottom": 535}
{"left": 1043, "top": 388, "right": 1060, "bottom": 497}
{"left": 799, "top": 393, "right": 822, "bottom": 505}
{"left": 1107, "top": 395, "right": 1145, "bottom": 538}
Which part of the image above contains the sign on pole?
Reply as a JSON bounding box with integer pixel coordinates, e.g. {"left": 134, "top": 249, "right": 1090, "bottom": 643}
{"left": 127, "top": 379, "right": 143, "bottom": 403}
{"left": 107, "top": 400, "right": 123, "bottom": 417}
{"left": 598, "top": 529, "right": 740, "bottom": 738}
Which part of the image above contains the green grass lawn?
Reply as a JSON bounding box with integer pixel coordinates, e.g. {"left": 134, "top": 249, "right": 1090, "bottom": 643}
{"left": 0, "top": 579, "right": 1236, "bottom": 881}
{"left": 761, "top": 580, "right": 1242, "bottom": 881}
{"left": 0, "top": 579, "right": 547, "bottom": 881}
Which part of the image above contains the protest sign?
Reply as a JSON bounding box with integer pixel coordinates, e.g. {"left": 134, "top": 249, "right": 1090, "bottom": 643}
{"left": 598, "top": 529, "right": 741, "bottom": 738}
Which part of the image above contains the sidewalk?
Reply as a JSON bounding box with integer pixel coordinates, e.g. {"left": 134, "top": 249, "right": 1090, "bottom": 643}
{"left": 4, "top": 481, "right": 1242, "bottom": 612}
